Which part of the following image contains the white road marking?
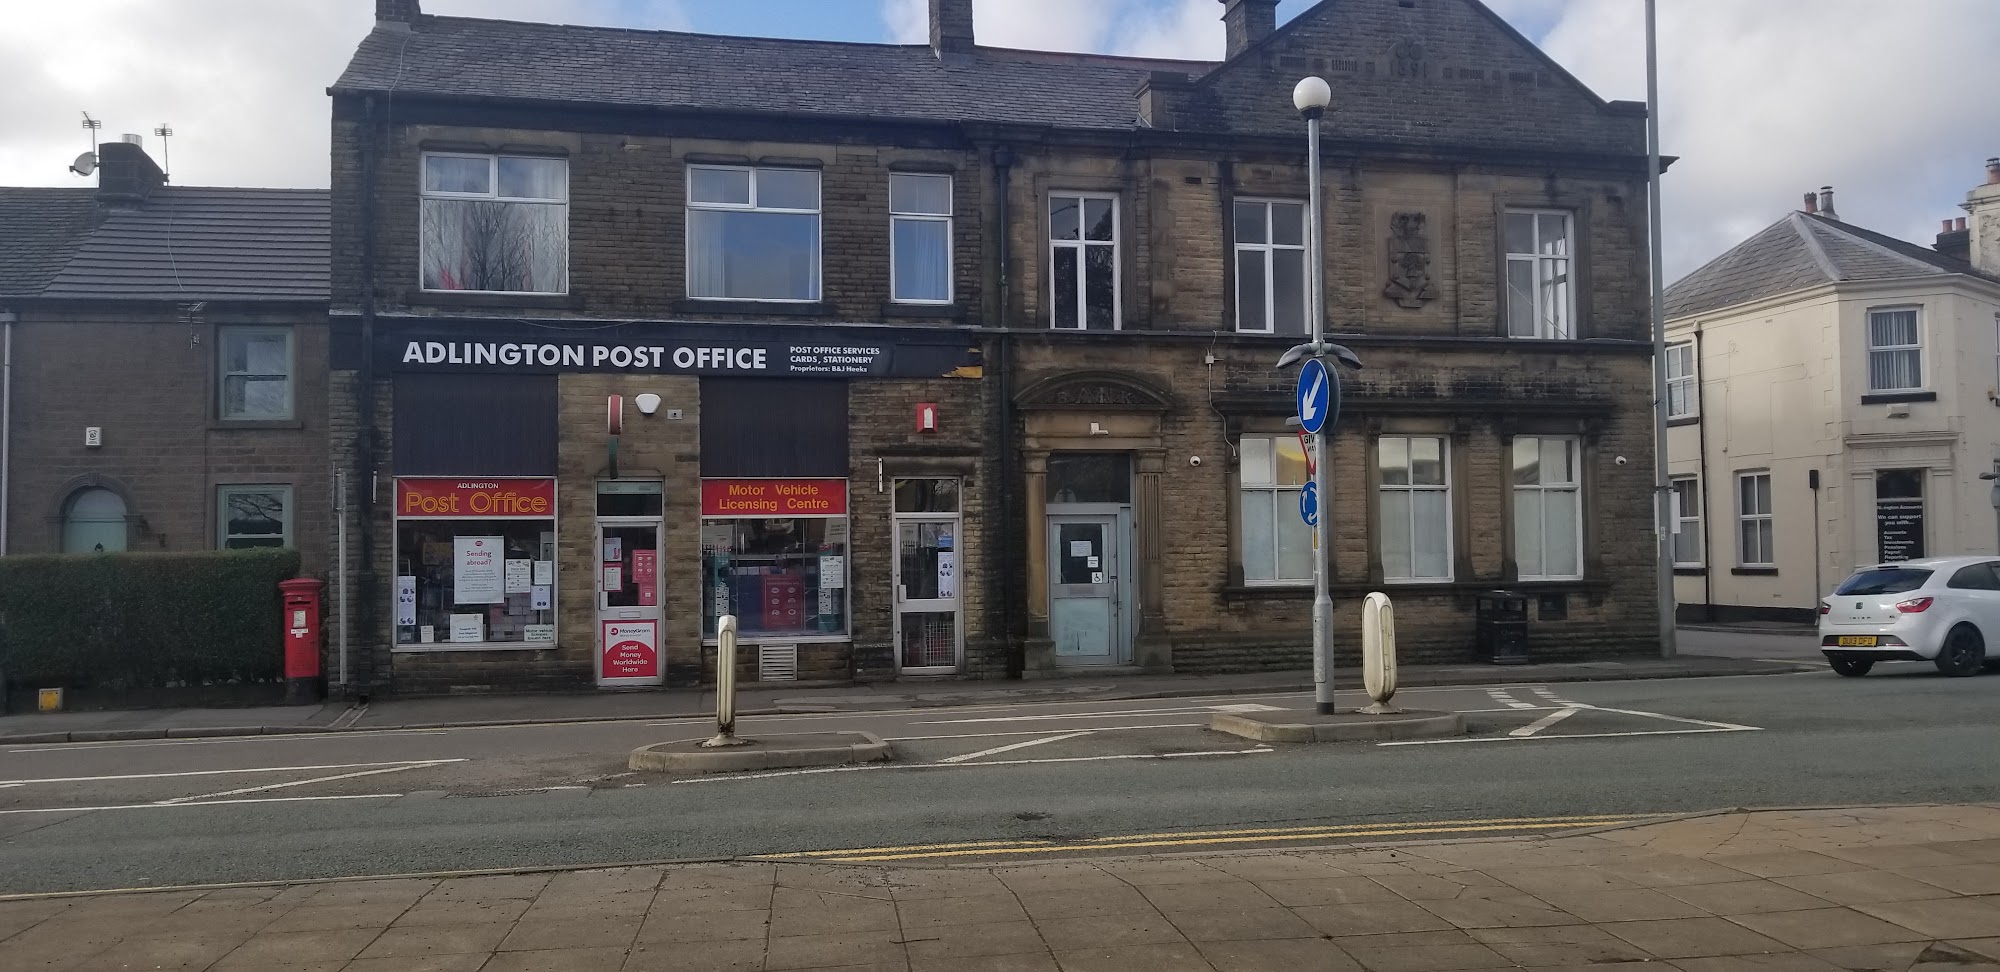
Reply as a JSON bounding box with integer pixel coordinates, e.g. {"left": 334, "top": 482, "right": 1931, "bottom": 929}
{"left": 887, "top": 723, "right": 1203, "bottom": 742}
{"left": 1485, "top": 689, "right": 1537, "bottom": 710}
{"left": 1509, "top": 707, "right": 1581, "bottom": 737}
{"left": 1210, "top": 703, "right": 1287, "bottom": 713}
{"left": 939, "top": 731, "right": 1095, "bottom": 764}
{"left": 0, "top": 794, "right": 405, "bottom": 815}
{"left": 915, "top": 705, "right": 1281, "bottom": 726}
{"left": 1574, "top": 703, "right": 1760, "bottom": 732}
{"left": 158, "top": 761, "right": 458, "bottom": 805}
{"left": 1380, "top": 727, "right": 1759, "bottom": 746}
{"left": 1529, "top": 687, "right": 1567, "bottom": 702}
{"left": 674, "top": 747, "right": 1275, "bottom": 783}
{"left": 0, "top": 759, "right": 468, "bottom": 786}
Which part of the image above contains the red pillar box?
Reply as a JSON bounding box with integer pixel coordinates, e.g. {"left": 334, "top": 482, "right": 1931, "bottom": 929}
{"left": 279, "top": 578, "right": 325, "bottom": 704}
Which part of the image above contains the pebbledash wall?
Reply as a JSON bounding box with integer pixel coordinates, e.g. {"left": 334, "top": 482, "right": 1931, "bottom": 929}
{"left": 329, "top": 0, "right": 1665, "bottom": 696}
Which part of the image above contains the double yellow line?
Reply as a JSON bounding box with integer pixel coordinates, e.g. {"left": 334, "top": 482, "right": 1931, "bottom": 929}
{"left": 759, "top": 813, "right": 1658, "bottom": 863}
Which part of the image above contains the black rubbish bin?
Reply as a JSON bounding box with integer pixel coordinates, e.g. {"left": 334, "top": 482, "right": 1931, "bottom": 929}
{"left": 1476, "top": 591, "right": 1529, "bottom": 665}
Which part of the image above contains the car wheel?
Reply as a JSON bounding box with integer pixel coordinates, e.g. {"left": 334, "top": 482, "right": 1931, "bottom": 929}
{"left": 1936, "top": 625, "right": 1986, "bottom": 677}
{"left": 1830, "top": 657, "right": 1874, "bottom": 677}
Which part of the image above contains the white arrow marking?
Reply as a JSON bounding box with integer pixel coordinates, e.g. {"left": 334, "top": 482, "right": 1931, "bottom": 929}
{"left": 1301, "top": 369, "right": 1325, "bottom": 421}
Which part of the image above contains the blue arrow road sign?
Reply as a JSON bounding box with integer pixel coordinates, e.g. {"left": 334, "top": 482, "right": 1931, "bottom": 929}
{"left": 1296, "top": 358, "right": 1331, "bottom": 435}
{"left": 1299, "top": 481, "right": 1320, "bottom": 527}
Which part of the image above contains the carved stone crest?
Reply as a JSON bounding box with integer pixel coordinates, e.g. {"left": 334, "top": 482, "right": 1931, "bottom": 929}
{"left": 1384, "top": 211, "right": 1438, "bottom": 309}
{"left": 1390, "top": 39, "right": 1426, "bottom": 79}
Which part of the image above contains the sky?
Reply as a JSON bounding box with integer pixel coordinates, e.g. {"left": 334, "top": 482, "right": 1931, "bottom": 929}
{"left": 2, "top": 0, "right": 1995, "bottom": 280}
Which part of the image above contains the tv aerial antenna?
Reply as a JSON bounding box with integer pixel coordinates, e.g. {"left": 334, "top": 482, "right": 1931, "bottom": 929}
{"left": 68, "top": 111, "right": 102, "bottom": 177}
{"left": 153, "top": 123, "right": 174, "bottom": 183}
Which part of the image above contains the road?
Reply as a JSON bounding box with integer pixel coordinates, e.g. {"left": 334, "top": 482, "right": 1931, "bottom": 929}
{"left": 4, "top": 658, "right": 1998, "bottom": 895}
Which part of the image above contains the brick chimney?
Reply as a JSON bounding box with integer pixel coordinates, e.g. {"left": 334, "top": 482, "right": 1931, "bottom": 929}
{"left": 1219, "top": 0, "right": 1280, "bottom": 58}
{"left": 929, "top": 0, "right": 974, "bottom": 58}
{"left": 1937, "top": 216, "right": 1971, "bottom": 263}
{"left": 1966, "top": 157, "right": 2000, "bottom": 276}
{"left": 376, "top": 0, "right": 421, "bottom": 27}
{"left": 1802, "top": 191, "right": 1818, "bottom": 215}
{"left": 96, "top": 135, "right": 164, "bottom": 205}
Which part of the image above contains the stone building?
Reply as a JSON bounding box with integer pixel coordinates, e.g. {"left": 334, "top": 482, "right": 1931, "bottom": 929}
{"left": 0, "top": 138, "right": 330, "bottom": 572}
{"left": 328, "top": 0, "right": 1663, "bottom": 695}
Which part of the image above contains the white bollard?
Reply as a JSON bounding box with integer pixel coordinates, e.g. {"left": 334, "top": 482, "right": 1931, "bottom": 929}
{"left": 1360, "top": 592, "right": 1399, "bottom": 714}
{"left": 702, "top": 615, "right": 750, "bottom": 748}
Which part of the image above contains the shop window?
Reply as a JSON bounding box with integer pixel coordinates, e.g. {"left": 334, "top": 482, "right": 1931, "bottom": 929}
{"left": 1378, "top": 436, "right": 1451, "bottom": 582}
{"left": 1875, "top": 468, "right": 1925, "bottom": 563}
{"left": 1234, "top": 199, "right": 1307, "bottom": 334}
{"left": 219, "top": 328, "right": 293, "bottom": 421}
{"left": 420, "top": 153, "right": 568, "bottom": 294}
{"left": 1505, "top": 209, "right": 1574, "bottom": 339}
{"left": 1046, "top": 453, "right": 1131, "bottom": 505}
{"left": 394, "top": 478, "right": 557, "bottom": 648}
{"left": 1239, "top": 435, "right": 1311, "bottom": 585}
{"left": 218, "top": 485, "right": 291, "bottom": 549}
{"left": 890, "top": 173, "right": 952, "bottom": 303}
{"left": 702, "top": 513, "right": 849, "bottom": 641}
{"left": 60, "top": 487, "right": 127, "bottom": 554}
{"left": 688, "top": 165, "right": 822, "bottom": 301}
{"left": 1513, "top": 436, "right": 1583, "bottom": 580}
{"left": 1049, "top": 192, "right": 1119, "bottom": 329}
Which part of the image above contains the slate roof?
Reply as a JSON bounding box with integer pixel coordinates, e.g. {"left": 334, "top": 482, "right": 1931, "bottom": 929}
{"left": 0, "top": 188, "right": 102, "bottom": 298}
{"left": 1664, "top": 212, "right": 1994, "bottom": 319}
{"left": 333, "top": 18, "right": 1208, "bottom": 130}
{"left": 39, "top": 188, "right": 329, "bottom": 301}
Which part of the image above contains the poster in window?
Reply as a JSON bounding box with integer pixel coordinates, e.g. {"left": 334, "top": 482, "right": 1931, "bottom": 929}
{"left": 1877, "top": 499, "right": 1925, "bottom": 562}
{"left": 533, "top": 560, "right": 554, "bottom": 586}
{"left": 603, "top": 564, "right": 623, "bottom": 591}
{"left": 937, "top": 551, "right": 957, "bottom": 599}
{"left": 603, "top": 537, "right": 622, "bottom": 561}
{"left": 453, "top": 537, "right": 505, "bottom": 604}
{"left": 601, "top": 620, "right": 659, "bottom": 680}
{"left": 396, "top": 576, "right": 417, "bottom": 626}
{"left": 821, "top": 555, "right": 845, "bottom": 588}
{"left": 633, "top": 549, "right": 657, "bottom": 606}
{"left": 525, "top": 623, "right": 555, "bottom": 642}
{"left": 504, "top": 559, "right": 532, "bottom": 594}
{"left": 531, "top": 585, "right": 551, "bottom": 610}
{"left": 449, "top": 613, "right": 484, "bottom": 643}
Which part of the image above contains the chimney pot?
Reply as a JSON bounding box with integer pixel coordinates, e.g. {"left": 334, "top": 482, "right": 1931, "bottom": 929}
{"left": 1959, "top": 217, "right": 1969, "bottom": 232}
{"left": 1944, "top": 219, "right": 1955, "bottom": 233}
{"left": 1219, "top": 0, "right": 1280, "bottom": 59}
{"left": 1803, "top": 191, "right": 1818, "bottom": 215}
{"left": 929, "top": 0, "right": 975, "bottom": 58}
{"left": 1818, "top": 186, "right": 1838, "bottom": 221}
{"left": 1987, "top": 157, "right": 2000, "bottom": 185}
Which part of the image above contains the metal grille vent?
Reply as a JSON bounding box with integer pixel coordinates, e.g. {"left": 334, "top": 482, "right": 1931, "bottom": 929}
{"left": 758, "top": 644, "right": 799, "bottom": 682}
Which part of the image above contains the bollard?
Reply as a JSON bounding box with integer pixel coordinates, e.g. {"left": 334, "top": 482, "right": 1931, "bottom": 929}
{"left": 702, "top": 615, "right": 751, "bottom": 748}
{"left": 1360, "top": 592, "right": 1399, "bottom": 714}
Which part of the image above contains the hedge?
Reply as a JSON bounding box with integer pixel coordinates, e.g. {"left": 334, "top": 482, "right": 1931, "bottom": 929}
{"left": 0, "top": 549, "right": 302, "bottom": 690}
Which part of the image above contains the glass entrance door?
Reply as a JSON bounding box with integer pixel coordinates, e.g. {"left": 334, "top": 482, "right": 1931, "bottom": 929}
{"left": 1048, "top": 514, "right": 1128, "bottom": 666}
{"left": 597, "top": 521, "right": 663, "bottom": 687}
{"left": 895, "top": 518, "right": 961, "bottom": 673}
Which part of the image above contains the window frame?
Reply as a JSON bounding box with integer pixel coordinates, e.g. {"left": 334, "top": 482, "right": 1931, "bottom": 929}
{"left": 418, "top": 151, "right": 570, "bottom": 296}
{"left": 217, "top": 326, "right": 295, "bottom": 422}
{"left": 217, "top": 484, "right": 293, "bottom": 549}
{"left": 1736, "top": 471, "right": 1775, "bottom": 569}
{"left": 1665, "top": 342, "right": 1698, "bottom": 419}
{"left": 1503, "top": 208, "right": 1577, "bottom": 340}
{"left": 1512, "top": 435, "right": 1585, "bottom": 582}
{"left": 1670, "top": 475, "right": 1703, "bottom": 568}
{"left": 1232, "top": 197, "right": 1308, "bottom": 335}
{"left": 1047, "top": 191, "right": 1121, "bottom": 331}
{"left": 888, "top": 173, "right": 954, "bottom": 305}
{"left": 1238, "top": 433, "right": 1313, "bottom": 588}
{"left": 1865, "top": 305, "right": 1924, "bottom": 393}
{"left": 685, "top": 164, "right": 824, "bottom": 303}
{"left": 1376, "top": 435, "right": 1453, "bottom": 583}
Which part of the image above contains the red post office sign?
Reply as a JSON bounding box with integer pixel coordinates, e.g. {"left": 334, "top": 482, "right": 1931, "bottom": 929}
{"left": 701, "top": 479, "right": 848, "bottom": 517}
{"left": 398, "top": 478, "right": 557, "bottom": 518}
{"left": 601, "top": 620, "right": 660, "bottom": 680}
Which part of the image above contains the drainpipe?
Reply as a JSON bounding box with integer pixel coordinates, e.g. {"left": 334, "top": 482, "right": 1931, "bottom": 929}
{"left": 354, "top": 96, "right": 380, "bottom": 697}
{"left": 0, "top": 308, "right": 13, "bottom": 556}
{"left": 991, "top": 142, "right": 1019, "bottom": 677}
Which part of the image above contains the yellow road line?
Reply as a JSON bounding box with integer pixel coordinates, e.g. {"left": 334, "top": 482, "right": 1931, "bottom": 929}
{"left": 769, "top": 813, "right": 1658, "bottom": 862}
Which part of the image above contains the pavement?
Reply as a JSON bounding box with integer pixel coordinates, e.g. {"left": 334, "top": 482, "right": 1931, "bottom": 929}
{"left": 11, "top": 805, "right": 2000, "bottom": 971}
{"left": 0, "top": 633, "right": 1821, "bottom": 744}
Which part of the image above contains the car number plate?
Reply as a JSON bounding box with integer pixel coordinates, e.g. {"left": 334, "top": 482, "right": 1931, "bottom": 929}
{"left": 1836, "top": 636, "right": 1878, "bottom": 647}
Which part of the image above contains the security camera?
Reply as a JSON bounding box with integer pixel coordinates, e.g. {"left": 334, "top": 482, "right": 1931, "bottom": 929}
{"left": 1189, "top": 455, "right": 1203, "bottom": 467}
{"left": 634, "top": 393, "right": 662, "bottom": 416}
{"left": 1614, "top": 455, "right": 1629, "bottom": 466}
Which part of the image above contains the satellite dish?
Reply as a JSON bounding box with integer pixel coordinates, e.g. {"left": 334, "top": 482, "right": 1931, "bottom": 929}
{"left": 69, "top": 152, "right": 97, "bottom": 177}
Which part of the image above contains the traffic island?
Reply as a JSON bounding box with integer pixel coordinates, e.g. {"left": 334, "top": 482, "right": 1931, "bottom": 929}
{"left": 1211, "top": 709, "right": 1464, "bottom": 743}
{"left": 628, "top": 731, "right": 891, "bottom": 774}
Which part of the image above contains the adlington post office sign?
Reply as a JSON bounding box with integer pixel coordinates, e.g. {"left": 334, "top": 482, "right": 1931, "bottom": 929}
{"left": 375, "top": 319, "right": 982, "bottom": 379}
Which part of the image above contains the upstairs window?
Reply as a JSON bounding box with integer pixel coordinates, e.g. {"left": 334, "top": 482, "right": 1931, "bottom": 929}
{"left": 890, "top": 173, "right": 953, "bottom": 303}
{"left": 219, "top": 327, "right": 292, "bottom": 421}
{"left": 688, "top": 166, "right": 822, "bottom": 302}
{"left": 1049, "top": 193, "right": 1119, "bottom": 330}
{"left": 1665, "top": 342, "right": 1697, "bottom": 419}
{"left": 421, "top": 153, "right": 568, "bottom": 294}
{"left": 1234, "top": 200, "right": 1307, "bottom": 334}
{"left": 1505, "top": 210, "right": 1574, "bottom": 339}
{"left": 1867, "top": 307, "right": 1922, "bottom": 392}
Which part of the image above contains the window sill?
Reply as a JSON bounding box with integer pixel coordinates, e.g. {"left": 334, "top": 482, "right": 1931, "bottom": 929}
{"left": 1222, "top": 578, "right": 1611, "bottom": 600}
{"left": 674, "top": 299, "right": 836, "bottom": 317}
{"left": 210, "top": 419, "right": 305, "bottom": 431}
{"left": 1731, "top": 567, "right": 1779, "bottom": 576}
{"left": 393, "top": 641, "right": 558, "bottom": 654}
{"left": 702, "top": 634, "right": 850, "bottom": 646}
{"left": 1861, "top": 391, "right": 1937, "bottom": 404}
{"left": 1674, "top": 566, "right": 1708, "bottom": 576}
{"left": 403, "top": 290, "right": 584, "bottom": 311}
{"left": 1666, "top": 415, "right": 1700, "bottom": 428}
{"left": 880, "top": 302, "right": 965, "bottom": 321}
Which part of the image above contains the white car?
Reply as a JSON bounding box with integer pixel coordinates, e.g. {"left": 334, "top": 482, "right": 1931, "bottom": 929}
{"left": 1819, "top": 556, "right": 2000, "bottom": 677}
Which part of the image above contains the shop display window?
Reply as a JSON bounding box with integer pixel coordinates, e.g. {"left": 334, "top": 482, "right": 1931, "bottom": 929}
{"left": 702, "top": 517, "right": 848, "bottom": 639}
{"left": 395, "top": 519, "right": 556, "bottom": 647}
